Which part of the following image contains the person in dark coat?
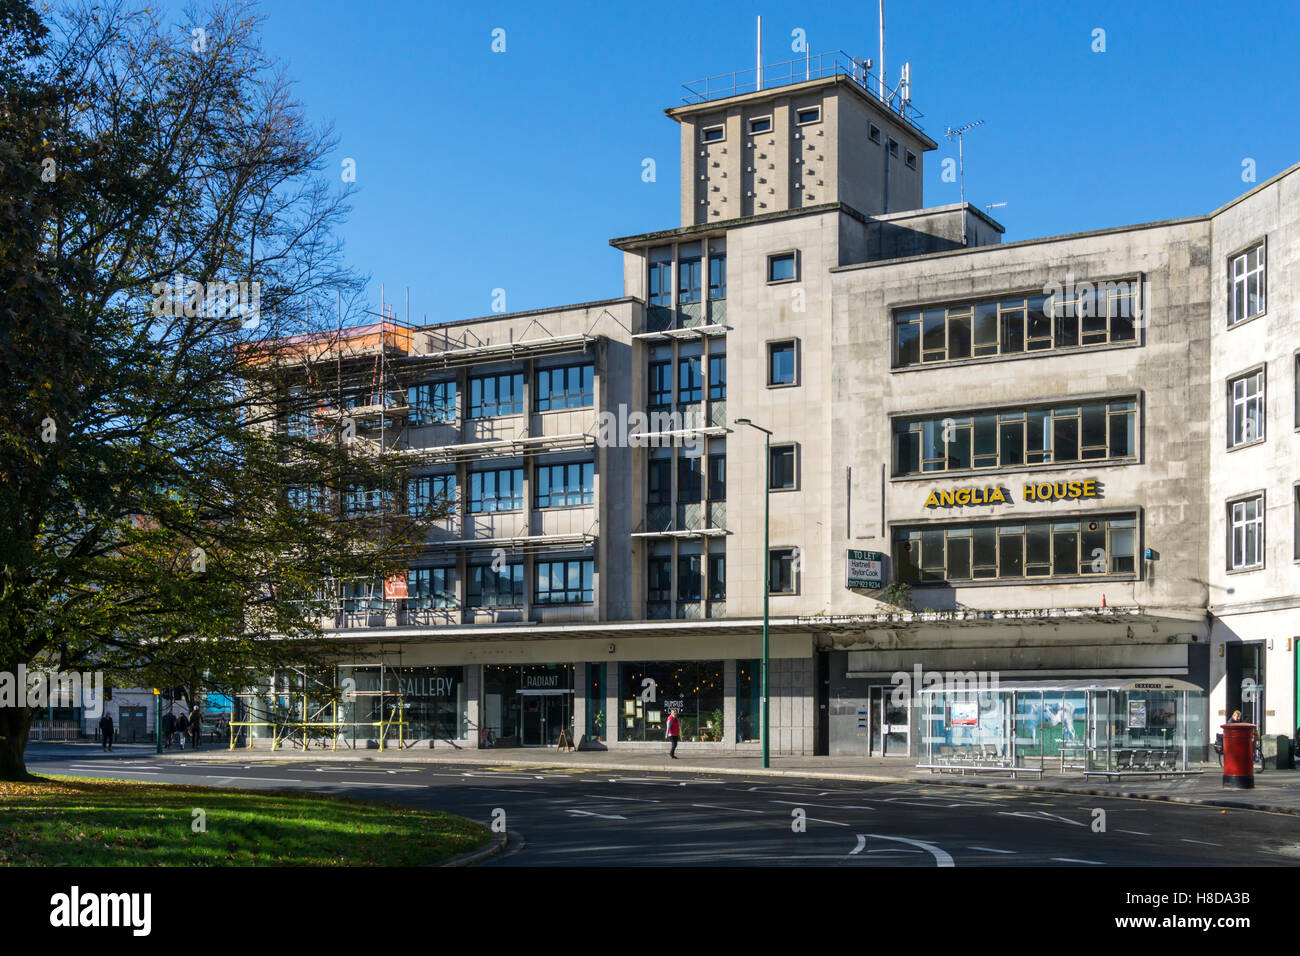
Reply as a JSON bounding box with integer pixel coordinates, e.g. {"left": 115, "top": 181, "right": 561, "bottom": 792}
{"left": 175, "top": 710, "right": 189, "bottom": 750}
{"left": 162, "top": 711, "right": 176, "bottom": 749}
{"left": 189, "top": 705, "right": 202, "bottom": 750}
{"left": 98, "top": 712, "right": 114, "bottom": 752}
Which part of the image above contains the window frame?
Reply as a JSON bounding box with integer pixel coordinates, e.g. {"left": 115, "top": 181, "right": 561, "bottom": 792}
{"left": 767, "top": 339, "right": 799, "bottom": 388}
{"left": 766, "top": 250, "right": 799, "bottom": 284}
{"left": 534, "top": 557, "right": 594, "bottom": 605}
{"left": 1227, "top": 239, "right": 1266, "bottom": 328}
{"left": 768, "top": 548, "right": 800, "bottom": 595}
{"left": 466, "top": 560, "right": 524, "bottom": 608}
{"left": 535, "top": 460, "right": 595, "bottom": 509}
{"left": 407, "top": 566, "right": 459, "bottom": 609}
{"left": 1227, "top": 365, "right": 1266, "bottom": 450}
{"left": 467, "top": 466, "right": 525, "bottom": 514}
{"left": 769, "top": 443, "right": 799, "bottom": 491}
{"left": 1227, "top": 492, "right": 1265, "bottom": 573}
{"left": 747, "top": 115, "right": 773, "bottom": 135}
{"left": 535, "top": 362, "right": 594, "bottom": 412}
{"left": 701, "top": 124, "right": 726, "bottom": 144}
{"left": 794, "top": 106, "right": 821, "bottom": 126}
{"left": 467, "top": 370, "right": 524, "bottom": 418}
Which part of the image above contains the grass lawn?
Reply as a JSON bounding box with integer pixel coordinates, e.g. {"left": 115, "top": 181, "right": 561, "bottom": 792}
{"left": 0, "top": 775, "right": 491, "bottom": 866}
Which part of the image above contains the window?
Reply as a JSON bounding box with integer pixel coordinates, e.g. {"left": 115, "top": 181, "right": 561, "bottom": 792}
{"left": 536, "top": 363, "right": 593, "bottom": 411}
{"left": 768, "top": 341, "right": 797, "bottom": 386}
{"left": 284, "top": 385, "right": 314, "bottom": 438}
{"left": 468, "top": 371, "right": 523, "bottom": 417}
{"left": 887, "top": 138, "right": 899, "bottom": 157}
{"left": 748, "top": 116, "right": 772, "bottom": 134}
{"left": 894, "top": 514, "right": 1138, "bottom": 584}
{"left": 342, "top": 486, "right": 386, "bottom": 515}
{"left": 408, "top": 567, "right": 457, "bottom": 608}
{"left": 647, "top": 458, "right": 671, "bottom": 506}
{"left": 677, "top": 554, "right": 702, "bottom": 602}
{"left": 769, "top": 548, "right": 798, "bottom": 594}
{"left": 701, "top": 124, "right": 725, "bottom": 143}
{"left": 678, "top": 256, "right": 702, "bottom": 304}
{"left": 868, "top": 123, "right": 881, "bottom": 144}
{"left": 770, "top": 444, "right": 796, "bottom": 490}
{"left": 894, "top": 281, "right": 1140, "bottom": 367}
{"left": 648, "top": 360, "right": 672, "bottom": 408}
{"left": 708, "top": 553, "right": 726, "bottom": 601}
{"left": 905, "top": 150, "right": 917, "bottom": 169}
{"left": 467, "top": 561, "right": 523, "bottom": 607}
{"left": 795, "top": 106, "right": 820, "bottom": 125}
{"left": 767, "top": 251, "right": 797, "bottom": 283}
{"left": 407, "top": 474, "right": 457, "bottom": 516}
{"left": 648, "top": 254, "right": 673, "bottom": 308}
{"left": 408, "top": 381, "right": 457, "bottom": 425}
{"left": 535, "top": 558, "right": 593, "bottom": 604}
{"left": 1294, "top": 485, "right": 1300, "bottom": 562}
{"left": 1229, "top": 368, "right": 1265, "bottom": 447}
{"left": 893, "top": 399, "right": 1138, "bottom": 475}
{"left": 708, "top": 254, "right": 727, "bottom": 300}
{"left": 708, "top": 354, "right": 727, "bottom": 400}
{"left": 707, "top": 453, "right": 726, "bottom": 501}
{"left": 647, "top": 555, "right": 673, "bottom": 603}
{"left": 678, "top": 357, "right": 702, "bottom": 404}
{"left": 536, "top": 461, "right": 594, "bottom": 508}
{"left": 677, "top": 455, "right": 703, "bottom": 503}
{"left": 1229, "top": 495, "right": 1264, "bottom": 570}
{"left": 468, "top": 467, "right": 524, "bottom": 513}
{"left": 287, "top": 484, "right": 328, "bottom": 513}
{"left": 1229, "top": 242, "right": 1266, "bottom": 326}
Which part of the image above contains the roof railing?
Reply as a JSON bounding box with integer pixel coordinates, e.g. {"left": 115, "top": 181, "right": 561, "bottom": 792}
{"left": 680, "top": 49, "right": 924, "bottom": 129}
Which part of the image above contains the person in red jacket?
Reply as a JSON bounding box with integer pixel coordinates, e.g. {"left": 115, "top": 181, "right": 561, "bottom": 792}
{"left": 665, "top": 709, "right": 681, "bottom": 759}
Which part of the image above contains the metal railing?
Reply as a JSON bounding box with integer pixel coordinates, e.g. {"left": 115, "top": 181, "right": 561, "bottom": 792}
{"left": 680, "top": 50, "right": 924, "bottom": 129}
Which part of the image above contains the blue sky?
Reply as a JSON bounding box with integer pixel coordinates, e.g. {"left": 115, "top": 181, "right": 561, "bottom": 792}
{"left": 239, "top": 0, "right": 1300, "bottom": 324}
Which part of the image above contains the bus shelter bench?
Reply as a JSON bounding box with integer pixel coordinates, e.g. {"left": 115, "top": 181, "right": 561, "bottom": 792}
{"left": 918, "top": 763, "right": 1044, "bottom": 780}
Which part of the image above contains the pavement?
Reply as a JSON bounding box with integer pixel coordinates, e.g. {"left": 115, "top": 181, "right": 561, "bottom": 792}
{"left": 31, "top": 741, "right": 1300, "bottom": 816}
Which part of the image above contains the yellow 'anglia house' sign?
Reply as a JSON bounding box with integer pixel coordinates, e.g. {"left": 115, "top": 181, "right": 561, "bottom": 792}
{"left": 924, "top": 479, "right": 1104, "bottom": 508}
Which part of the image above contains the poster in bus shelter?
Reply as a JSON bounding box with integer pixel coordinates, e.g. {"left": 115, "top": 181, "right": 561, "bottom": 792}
{"left": 951, "top": 701, "right": 978, "bottom": 726}
{"left": 1127, "top": 700, "right": 1147, "bottom": 729}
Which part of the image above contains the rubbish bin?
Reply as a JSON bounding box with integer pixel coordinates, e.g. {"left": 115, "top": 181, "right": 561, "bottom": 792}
{"left": 1221, "top": 722, "right": 1256, "bottom": 789}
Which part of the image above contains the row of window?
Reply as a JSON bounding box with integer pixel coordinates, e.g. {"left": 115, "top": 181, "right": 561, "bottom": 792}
{"left": 699, "top": 106, "right": 821, "bottom": 144}
{"left": 895, "top": 288, "right": 1139, "bottom": 367}
{"left": 649, "top": 254, "right": 727, "bottom": 306}
{"left": 406, "top": 363, "right": 595, "bottom": 423}
{"left": 646, "top": 549, "right": 798, "bottom": 602}
{"left": 894, "top": 515, "right": 1137, "bottom": 584}
{"left": 405, "top": 558, "right": 594, "bottom": 608}
{"left": 648, "top": 355, "right": 726, "bottom": 406}
{"left": 894, "top": 399, "right": 1138, "bottom": 476}
{"left": 648, "top": 455, "right": 726, "bottom": 504}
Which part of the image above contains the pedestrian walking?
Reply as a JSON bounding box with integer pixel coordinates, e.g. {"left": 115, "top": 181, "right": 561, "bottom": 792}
{"left": 189, "top": 705, "right": 203, "bottom": 750}
{"left": 98, "top": 712, "right": 114, "bottom": 752}
{"left": 175, "top": 710, "right": 189, "bottom": 750}
{"left": 665, "top": 709, "right": 681, "bottom": 759}
{"left": 162, "top": 711, "right": 176, "bottom": 750}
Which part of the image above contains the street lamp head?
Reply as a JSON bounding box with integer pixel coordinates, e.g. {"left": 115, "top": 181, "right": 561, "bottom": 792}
{"left": 734, "top": 417, "right": 751, "bottom": 425}
{"left": 733, "top": 417, "right": 773, "bottom": 435}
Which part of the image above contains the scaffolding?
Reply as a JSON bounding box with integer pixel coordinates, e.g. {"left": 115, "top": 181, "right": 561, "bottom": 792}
{"left": 228, "top": 660, "right": 411, "bottom": 751}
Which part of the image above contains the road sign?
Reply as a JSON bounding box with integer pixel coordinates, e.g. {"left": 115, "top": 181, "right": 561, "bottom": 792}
{"left": 846, "top": 550, "right": 885, "bottom": 590}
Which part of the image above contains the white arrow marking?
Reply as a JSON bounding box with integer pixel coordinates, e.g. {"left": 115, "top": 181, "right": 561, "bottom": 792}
{"left": 865, "top": 834, "right": 954, "bottom": 867}
{"left": 849, "top": 835, "right": 866, "bottom": 855}
{"left": 566, "top": 809, "right": 626, "bottom": 820}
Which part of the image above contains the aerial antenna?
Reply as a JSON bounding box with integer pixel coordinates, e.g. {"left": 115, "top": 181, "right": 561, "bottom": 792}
{"left": 878, "top": 0, "right": 886, "bottom": 100}
{"left": 945, "top": 119, "right": 985, "bottom": 245}
{"left": 756, "top": 15, "right": 763, "bottom": 91}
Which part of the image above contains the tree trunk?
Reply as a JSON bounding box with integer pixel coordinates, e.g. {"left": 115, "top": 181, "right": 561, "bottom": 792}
{"left": 0, "top": 706, "right": 36, "bottom": 781}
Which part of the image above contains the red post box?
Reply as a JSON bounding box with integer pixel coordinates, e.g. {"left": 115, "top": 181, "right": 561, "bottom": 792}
{"left": 1221, "top": 722, "right": 1256, "bottom": 789}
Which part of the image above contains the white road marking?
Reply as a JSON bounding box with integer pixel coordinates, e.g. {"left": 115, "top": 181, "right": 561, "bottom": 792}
{"left": 998, "top": 810, "right": 1088, "bottom": 828}
{"left": 1051, "top": 857, "right": 1105, "bottom": 865}
{"left": 1180, "top": 838, "right": 1221, "bottom": 847}
{"left": 850, "top": 835, "right": 866, "bottom": 855}
{"left": 566, "top": 809, "right": 627, "bottom": 820}
{"left": 865, "top": 834, "right": 954, "bottom": 867}
{"left": 808, "top": 817, "right": 850, "bottom": 827}
{"left": 1117, "top": 829, "right": 1152, "bottom": 836}
{"left": 584, "top": 794, "right": 660, "bottom": 803}
{"left": 769, "top": 800, "right": 874, "bottom": 811}
{"left": 691, "top": 804, "right": 763, "bottom": 814}
{"left": 969, "top": 846, "right": 1017, "bottom": 854}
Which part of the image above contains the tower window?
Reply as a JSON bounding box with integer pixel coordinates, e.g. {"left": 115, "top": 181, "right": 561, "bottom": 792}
{"left": 795, "top": 106, "right": 821, "bottom": 125}
{"left": 748, "top": 116, "right": 772, "bottom": 134}
{"left": 869, "top": 123, "right": 881, "bottom": 144}
{"left": 701, "top": 124, "right": 725, "bottom": 144}
{"left": 905, "top": 150, "right": 917, "bottom": 169}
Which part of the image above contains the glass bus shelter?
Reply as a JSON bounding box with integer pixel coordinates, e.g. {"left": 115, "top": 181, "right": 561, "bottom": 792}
{"left": 918, "top": 677, "right": 1205, "bottom": 776}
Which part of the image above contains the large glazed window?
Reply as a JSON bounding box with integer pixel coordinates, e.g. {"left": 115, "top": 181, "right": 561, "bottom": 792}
{"left": 1228, "top": 243, "right": 1265, "bottom": 326}
{"left": 893, "top": 399, "right": 1137, "bottom": 475}
{"left": 893, "top": 514, "right": 1138, "bottom": 584}
{"left": 1228, "top": 495, "right": 1264, "bottom": 570}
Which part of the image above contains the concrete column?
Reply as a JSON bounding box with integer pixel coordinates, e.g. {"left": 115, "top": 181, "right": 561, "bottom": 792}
{"left": 724, "top": 659, "right": 737, "bottom": 750}
{"left": 606, "top": 661, "right": 619, "bottom": 745}
{"left": 465, "top": 664, "right": 481, "bottom": 748}
{"left": 572, "top": 662, "right": 587, "bottom": 746}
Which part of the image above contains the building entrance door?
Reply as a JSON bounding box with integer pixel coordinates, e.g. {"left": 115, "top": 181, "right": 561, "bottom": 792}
{"left": 868, "top": 686, "right": 910, "bottom": 756}
{"left": 1226, "top": 642, "right": 1266, "bottom": 728}
{"left": 518, "top": 690, "right": 572, "bottom": 746}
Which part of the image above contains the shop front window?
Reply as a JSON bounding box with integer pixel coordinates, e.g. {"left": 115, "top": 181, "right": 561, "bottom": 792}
{"left": 338, "top": 666, "right": 466, "bottom": 742}
{"left": 618, "top": 661, "right": 724, "bottom": 742}
{"left": 736, "top": 660, "right": 760, "bottom": 743}
{"left": 482, "top": 664, "right": 574, "bottom": 747}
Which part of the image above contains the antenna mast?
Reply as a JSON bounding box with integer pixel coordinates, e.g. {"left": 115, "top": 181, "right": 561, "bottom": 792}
{"left": 756, "top": 16, "right": 763, "bottom": 91}
{"left": 945, "top": 119, "right": 985, "bottom": 245}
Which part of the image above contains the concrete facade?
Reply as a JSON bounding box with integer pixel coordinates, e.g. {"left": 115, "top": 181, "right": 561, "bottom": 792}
{"left": 261, "top": 62, "right": 1297, "bottom": 759}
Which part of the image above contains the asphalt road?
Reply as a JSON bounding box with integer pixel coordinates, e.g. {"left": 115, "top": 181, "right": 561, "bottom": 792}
{"left": 23, "top": 747, "right": 1300, "bottom": 867}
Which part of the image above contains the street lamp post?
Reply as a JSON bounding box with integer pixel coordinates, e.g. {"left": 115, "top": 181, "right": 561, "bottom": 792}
{"left": 734, "top": 418, "right": 772, "bottom": 768}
